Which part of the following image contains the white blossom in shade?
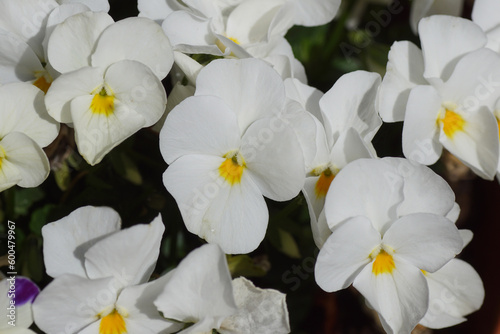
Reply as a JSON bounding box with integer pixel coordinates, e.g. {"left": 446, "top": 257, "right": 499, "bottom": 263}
{"left": 420, "top": 258, "right": 484, "bottom": 329}
{"left": 410, "top": 0, "right": 464, "bottom": 34}
{"left": 32, "top": 206, "right": 182, "bottom": 334}
{"left": 0, "top": 0, "right": 109, "bottom": 92}
{"left": 156, "top": 0, "right": 338, "bottom": 81}
{"left": 0, "top": 276, "right": 40, "bottom": 334}
{"left": 44, "top": 11, "right": 173, "bottom": 165}
{"left": 155, "top": 244, "right": 290, "bottom": 334}
{"left": 417, "top": 205, "right": 485, "bottom": 328}
{"left": 402, "top": 47, "right": 500, "bottom": 180}
{"left": 472, "top": 0, "right": 500, "bottom": 52}
{"left": 0, "top": 82, "right": 60, "bottom": 192}
{"left": 219, "top": 277, "right": 290, "bottom": 334}
{"left": 160, "top": 58, "right": 309, "bottom": 254}
{"left": 285, "top": 71, "right": 381, "bottom": 248}
{"left": 159, "top": 0, "right": 340, "bottom": 56}
{"left": 377, "top": 16, "right": 487, "bottom": 122}
{"left": 316, "top": 158, "right": 464, "bottom": 334}
{"left": 155, "top": 244, "right": 238, "bottom": 333}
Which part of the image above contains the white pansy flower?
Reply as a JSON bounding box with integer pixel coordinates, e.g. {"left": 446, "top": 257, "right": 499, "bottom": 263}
{"left": 44, "top": 11, "right": 173, "bottom": 165}
{"left": 0, "top": 0, "right": 109, "bottom": 92}
{"left": 0, "top": 83, "right": 59, "bottom": 192}
{"left": 155, "top": 244, "right": 290, "bottom": 334}
{"left": 285, "top": 71, "right": 381, "bottom": 248}
{"left": 402, "top": 47, "right": 500, "bottom": 180}
{"left": 160, "top": 58, "right": 309, "bottom": 254}
{"left": 32, "top": 206, "right": 181, "bottom": 334}
{"left": 316, "top": 158, "right": 463, "bottom": 333}
{"left": 158, "top": 0, "right": 338, "bottom": 81}
{"left": 378, "top": 15, "right": 487, "bottom": 122}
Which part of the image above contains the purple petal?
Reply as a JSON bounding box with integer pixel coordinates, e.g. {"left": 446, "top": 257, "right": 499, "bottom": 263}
{"left": 14, "top": 277, "right": 40, "bottom": 306}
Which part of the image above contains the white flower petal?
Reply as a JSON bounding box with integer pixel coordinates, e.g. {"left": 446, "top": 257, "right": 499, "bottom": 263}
{"left": 41, "top": 206, "right": 121, "bottom": 278}
{"left": 324, "top": 158, "right": 405, "bottom": 233}
{"left": 161, "top": 10, "right": 221, "bottom": 55}
{"left": 1, "top": 132, "right": 49, "bottom": 188}
{"left": 138, "top": 0, "right": 182, "bottom": 22}
{"left": 45, "top": 66, "right": 105, "bottom": 123}
{"left": 220, "top": 277, "right": 290, "bottom": 334}
{"left": 288, "top": 0, "right": 340, "bottom": 27}
{"left": 71, "top": 95, "right": 146, "bottom": 165}
{"left": 152, "top": 81, "right": 195, "bottom": 132}
{"left": 320, "top": 70, "right": 381, "bottom": 146}
{"left": 42, "top": 3, "right": 91, "bottom": 60}
{"left": 439, "top": 107, "right": 499, "bottom": 180}
{"left": 58, "top": 0, "right": 109, "bottom": 12}
{"left": 164, "top": 154, "right": 268, "bottom": 254}
{"left": 419, "top": 15, "right": 486, "bottom": 81}
{"left": 84, "top": 215, "right": 165, "bottom": 286}
{"left": 172, "top": 51, "right": 204, "bottom": 86}
{"left": 32, "top": 274, "right": 115, "bottom": 334}
{"left": 0, "top": 154, "right": 21, "bottom": 192}
{"left": 159, "top": 95, "right": 241, "bottom": 164}
{"left": 420, "top": 259, "right": 484, "bottom": 329}
{"left": 472, "top": 0, "right": 500, "bottom": 32}
{"left": 0, "top": 31, "right": 43, "bottom": 84}
{"left": 0, "top": 0, "right": 58, "bottom": 60}
{"left": 195, "top": 58, "right": 286, "bottom": 134}
{"left": 163, "top": 154, "right": 224, "bottom": 235}
{"left": 92, "top": 17, "right": 173, "bottom": 79}
{"left": 441, "top": 48, "right": 500, "bottom": 109}
{"left": 284, "top": 77, "right": 323, "bottom": 121}
{"left": 200, "top": 171, "right": 269, "bottom": 254}
{"left": 315, "top": 216, "right": 381, "bottom": 292}
{"left": 402, "top": 85, "right": 443, "bottom": 165}
{"left": 383, "top": 213, "right": 463, "bottom": 273}
{"left": 377, "top": 41, "right": 427, "bottom": 122}
{"left": 154, "top": 244, "right": 237, "bottom": 328}
{"left": 397, "top": 160, "right": 456, "bottom": 217}
{"left": 0, "top": 82, "right": 59, "bottom": 147}
{"left": 226, "top": 0, "right": 284, "bottom": 44}
{"left": 353, "top": 258, "right": 429, "bottom": 334}
{"left": 116, "top": 273, "right": 183, "bottom": 334}
{"left": 47, "top": 11, "right": 114, "bottom": 74}
{"left": 242, "top": 117, "right": 305, "bottom": 201}
{"left": 104, "top": 60, "right": 167, "bottom": 126}
{"left": 329, "top": 128, "right": 374, "bottom": 169}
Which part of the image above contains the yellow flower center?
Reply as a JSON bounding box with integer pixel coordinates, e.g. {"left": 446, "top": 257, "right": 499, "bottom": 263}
{"left": 91, "top": 87, "right": 115, "bottom": 116}
{"left": 372, "top": 249, "right": 396, "bottom": 276}
{"left": 496, "top": 116, "right": 500, "bottom": 141}
{"left": 439, "top": 109, "right": 465, "bottom": 139}
{"left": 33, "top": 72, "right": 52, "bottom": 94}
{"left": 314, "top": 168, "right": 336, "bottom": 198}
{"left": 0, "top": 145, "right": 6, "bottom": 170}
{"left": 219, "top": 152, "right": 245, "bottom": 185}
{"left": 216, "top": 36, "right": 240, "bottom": 54}
{"left": 99, "top": 309, "right": 127, "bottom": 334}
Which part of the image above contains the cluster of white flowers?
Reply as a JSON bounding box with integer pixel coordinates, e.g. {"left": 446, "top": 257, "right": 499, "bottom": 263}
{"left": 0, "top": 0, "right": 495, "bottom": 333}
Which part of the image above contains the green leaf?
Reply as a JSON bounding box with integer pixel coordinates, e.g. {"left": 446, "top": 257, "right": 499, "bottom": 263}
{"left": 54, "top": 160, "right": 71, "bottom": 191}
{"left": 227, "top": 254, "right": 267, "bottom": 278}
{"left": 110, "top": 152, "right": 143, "bottom": 185}
{"left": 14, "top": 187, "right": 44, "bottom": 217}
{"left": 20, "top": 235, "right": 44, "bottom": 282}
{"left": 29, "top": 204, "right": 56, "bottom": 236}
{"left": 269, "top": 227, "right": 302, "bottom": 259}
